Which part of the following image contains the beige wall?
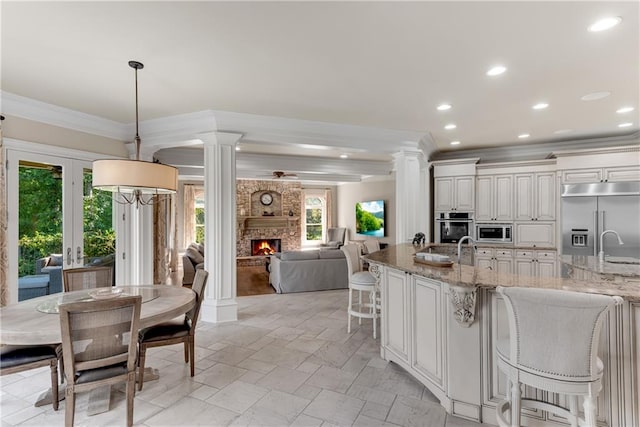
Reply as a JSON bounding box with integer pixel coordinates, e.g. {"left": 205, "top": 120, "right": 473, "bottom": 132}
{"left": 3, "top": 115, "right": 128, "bottom": 157}
{"left": 336, "top": 176, "right": 395, "bottom": 245}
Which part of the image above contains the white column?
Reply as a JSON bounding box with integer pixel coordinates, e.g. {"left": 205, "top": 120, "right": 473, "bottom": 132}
{"left": 393, "top": 149, "right": 428, "bottom": 244}
{"left": 199, "top": 131, "right": 241, "bottom": 323}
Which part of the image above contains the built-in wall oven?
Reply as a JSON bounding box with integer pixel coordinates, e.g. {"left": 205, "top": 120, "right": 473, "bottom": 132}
{"left": 435, "top": 212, "right": 473, "bottom": 243}
{"left": 476, "top": 223, "right": 513, "bottom": 243}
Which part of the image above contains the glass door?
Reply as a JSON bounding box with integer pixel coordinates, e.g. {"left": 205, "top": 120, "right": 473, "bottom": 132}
{"left": 7, "top": 151, "right": 113, "bottom": 302}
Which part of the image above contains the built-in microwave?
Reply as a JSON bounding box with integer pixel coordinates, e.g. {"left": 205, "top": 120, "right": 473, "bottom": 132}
{"left": 476, "top": 223, "right": 512, "bottom": 243}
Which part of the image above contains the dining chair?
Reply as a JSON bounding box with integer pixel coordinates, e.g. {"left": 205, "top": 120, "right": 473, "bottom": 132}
{"left": 62, "top": 266, "right": 113, "bottom": 292}
{"left": 1, "top": 344, "right": 62, "bottom": 410}
{"left": 495, "top": 286, "right": 623, "bottom": 427}
{"left": 341, "top": 244, "right": 378, "bottom": 339}
{"left": 137, "top": 269, "right": 209, "bottom": 390}
{"left": 59, "top": 295, "right": 142, "bottom": 427}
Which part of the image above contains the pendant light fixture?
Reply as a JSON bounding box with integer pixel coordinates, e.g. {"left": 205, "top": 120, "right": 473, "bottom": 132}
{"left": 92, "top": 60, "right": 178, "bottom": 206}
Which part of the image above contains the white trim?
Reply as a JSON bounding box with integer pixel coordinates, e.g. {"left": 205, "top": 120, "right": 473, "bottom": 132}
{"left": 1, "top": 92, "right": 128, "bottom": 140}
{"left": 3, "top": 138, "right": 124, "bottom": 161}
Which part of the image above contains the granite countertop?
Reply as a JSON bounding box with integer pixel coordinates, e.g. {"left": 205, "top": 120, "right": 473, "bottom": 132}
{"left": 421, "top": 242, "right": 557, "bottom": 251}
{"left": 561, "top": 255, "right": 640, "bottom": 277}
{"left": 364, "top": 244, "right": 640, "bottom": 301}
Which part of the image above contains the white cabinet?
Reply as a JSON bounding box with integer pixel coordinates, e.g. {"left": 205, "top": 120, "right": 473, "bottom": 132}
{"left": 514, "top": 249, "right": 557, "bottom": 277}
{"left": 476, "top": 175, "right": 512, "bottom": 221}
{"left": 435, "top": 176, "right": 475, "bottom": 212}
{"left": 412, "top": 276, "right": 445, "bottom": 387}
{"left": 383, "top": 267, "right": 410, "bottom": 362}
{"left": 514, "top": 222, "right": 556, "bottom": 248}
{"left": 514, "top": 172, "right": 556, "bottom": 221}
{"left": 475, "top": 248, "right": 513, "bottom": 274}
{"left": 562, "top": 166, "right": 640, "bottom": 184}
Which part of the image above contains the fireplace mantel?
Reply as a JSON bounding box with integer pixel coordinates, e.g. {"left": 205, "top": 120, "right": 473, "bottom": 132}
{"left": 238, "top": 216, "right": 299, "bottom": 236}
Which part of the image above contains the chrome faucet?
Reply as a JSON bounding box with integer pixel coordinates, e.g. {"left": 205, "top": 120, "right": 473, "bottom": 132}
{"left": 457, "top": 236, "right": 477, "bottom": 264}
{"left": 599, "top": 230, "right": 624, "bottom": 262}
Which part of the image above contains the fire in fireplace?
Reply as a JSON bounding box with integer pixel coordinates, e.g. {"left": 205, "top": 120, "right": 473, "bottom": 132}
{"left": 251, "top": 239, "right": 281, "bottom": 256}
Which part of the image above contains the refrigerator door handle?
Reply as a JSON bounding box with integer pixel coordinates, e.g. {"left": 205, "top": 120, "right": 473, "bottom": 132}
{"left": 593, "top": 210, "right": 599, "bottom": 257}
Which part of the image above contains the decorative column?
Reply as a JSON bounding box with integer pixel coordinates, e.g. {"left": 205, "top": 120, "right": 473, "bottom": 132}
{"left": 393, "top": 149, "right": 428, "bottom": 244}
{"left": 199, "top": 131, "right": 242, "bottom": 323}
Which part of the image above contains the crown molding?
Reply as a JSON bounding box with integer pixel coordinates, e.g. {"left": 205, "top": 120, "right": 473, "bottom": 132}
{"left": 1, "top": 91, "right": 128, "bottom": 140}
{"left": 551, "top": 143, "right": 640, "bottom": 158}
{"left": 213, "top": 110, "right": 426, "bottom": 153}
{"left": 431, "top": 131, "right": 640, "bottom": 163}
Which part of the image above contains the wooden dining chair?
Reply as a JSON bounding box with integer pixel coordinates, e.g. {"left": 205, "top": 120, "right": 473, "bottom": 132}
{"left": 137, "top": 269, "right": 209, "bottom": 390}
{"left": 62, "top": 266, "right": 113, "bottom": 292}
{"left": 59, "top": 295, "right": 141, "bottom": 427}
{"left": 0, "top": 344, "right": 62, "bottom": 410}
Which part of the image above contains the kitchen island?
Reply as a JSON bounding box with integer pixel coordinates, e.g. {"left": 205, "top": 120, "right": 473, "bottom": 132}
{"left": 364, "top": 244, "right": 640, "bottom": 427}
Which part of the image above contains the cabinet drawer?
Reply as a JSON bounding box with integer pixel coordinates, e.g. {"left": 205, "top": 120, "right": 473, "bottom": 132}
{"left": 515, "top": 250, "right": 534, "bottom": 258}
{"left": 536, "top": 251, "right": 556, "bottom": 260}
{"left": 477, "top": 248, "right": 493, "bottom": 256}
{"left": 495, "top": 249, "right": 513, "bottom": 258}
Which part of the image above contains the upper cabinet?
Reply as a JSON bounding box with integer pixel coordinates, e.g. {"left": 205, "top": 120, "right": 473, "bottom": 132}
{"left": 514, "top": 172, "right": 556, "bottom": 221}
{"left": 554, "top": 145, "right": 640, "bottom": 184}
{"left": 432, "top": 159, "right": 479, "bottom": 213}
{"left": 476, "top": 175, "right": 513, "bottom": 221}
{"left": 434, "top": 176, "right": 475, "bottom": 211}
{"left": 562, "top": 166, "right": 640, "bottom": 184}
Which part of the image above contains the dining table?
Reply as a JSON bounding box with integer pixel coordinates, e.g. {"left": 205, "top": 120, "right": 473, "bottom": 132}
{"left": 0, "top": 285, "right": 196, "bottom": 414}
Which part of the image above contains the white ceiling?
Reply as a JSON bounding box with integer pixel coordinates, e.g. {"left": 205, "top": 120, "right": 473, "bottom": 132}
{"left": 2, "top": 1, "right": 639, "bottom": 180}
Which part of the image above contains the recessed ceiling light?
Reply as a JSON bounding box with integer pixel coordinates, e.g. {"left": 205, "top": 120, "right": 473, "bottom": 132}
{"left": 618, "top": 122, "right": 633, "bottom": 128}
{"left": 235, "top": 145, "right": 240, "bottom": 151}
{"left": 518, "top": 133, "right": 530, "bottom": 139}
{"left": 532, "top": 103, "right": 549, "bottom": 110}
{"left": 588, "top": 16, "right": 622, "bottom": 32}
{"left": 450, "top": 141, "right": 461, "bottom": 146}
{"left": 437, "top": 104, "right": 452, "bottom": 111}
{"left": 340, "top": 154, "right": 349, "bottom": 159}
{"left": 554, "top": 129, "right": 573, "bottom": 134}
{"left": 444, "top": 124, "right": 457, "bottom": 130}
{"left": 581, "top": 91, "right": 611, "bottom": 101}
{"left": 617, "top": 106, "right": 634, "bottom": 114}
{"left": 487, "top": 65, "right": 507, "bottom": 76}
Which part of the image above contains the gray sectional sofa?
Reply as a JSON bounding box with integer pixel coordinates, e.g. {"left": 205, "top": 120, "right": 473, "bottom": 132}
{"left": 269, "top": 249, "right": 349, "bottom": 293}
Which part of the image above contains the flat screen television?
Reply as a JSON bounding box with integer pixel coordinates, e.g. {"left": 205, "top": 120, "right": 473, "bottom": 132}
{"left": 356, "top": 200, "right": 385, "bottom": 237}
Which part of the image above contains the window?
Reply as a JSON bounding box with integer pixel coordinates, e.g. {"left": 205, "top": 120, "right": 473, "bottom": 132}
{"left": 304, "top": 193, "right": 326, "bottom": 244}
{"left": 194, "top": 190, "right": 205, "bottom": 244}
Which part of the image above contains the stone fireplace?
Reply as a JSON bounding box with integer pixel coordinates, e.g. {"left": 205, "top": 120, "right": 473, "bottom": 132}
{"left": 236, "top": 180, "right": 302, "bottom": 266}
{"left": 251, "top": 239, "right": 281, "bottom": 256}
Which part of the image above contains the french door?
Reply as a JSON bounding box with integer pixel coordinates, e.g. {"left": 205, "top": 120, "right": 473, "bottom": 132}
{"left": 6, "top": 148, "right": 114, "bottom": 302}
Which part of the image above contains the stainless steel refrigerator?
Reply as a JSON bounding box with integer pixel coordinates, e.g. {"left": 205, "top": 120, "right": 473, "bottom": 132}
{"left": 561, "top": 182, "right": 640, "bottom": 258}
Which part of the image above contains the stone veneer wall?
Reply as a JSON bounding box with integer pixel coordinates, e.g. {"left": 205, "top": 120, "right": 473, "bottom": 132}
{"left": 236, "top": 180, "right": 302, "bottom": 258}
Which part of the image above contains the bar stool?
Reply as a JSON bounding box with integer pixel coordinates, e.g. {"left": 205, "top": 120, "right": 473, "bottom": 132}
{"left": 495, "top": 286, "right": 623, "bottom": 427}
{"left": 341, "top": 244, "right": 378, "bottom": 339}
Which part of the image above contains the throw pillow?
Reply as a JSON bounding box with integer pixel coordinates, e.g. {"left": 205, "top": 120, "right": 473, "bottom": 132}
{"left": 49, "top": 254, "right": 63, "bottom": 267}
{"left": 186, "top": 247, "right": 204, "bottom": 265}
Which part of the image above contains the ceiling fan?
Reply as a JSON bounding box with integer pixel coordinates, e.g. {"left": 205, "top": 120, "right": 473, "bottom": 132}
{"left": 270, "top": 171, "right": 298, "bottom": 179}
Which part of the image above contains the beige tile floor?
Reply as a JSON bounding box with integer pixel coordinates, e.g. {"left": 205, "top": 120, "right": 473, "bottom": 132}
{"left": 1, "top": 290, "right": 491, "bottom": 427}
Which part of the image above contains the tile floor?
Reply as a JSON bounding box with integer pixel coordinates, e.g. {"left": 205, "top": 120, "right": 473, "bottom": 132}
{"left": 1, "top": 290, "right": 492, "bottom": 427}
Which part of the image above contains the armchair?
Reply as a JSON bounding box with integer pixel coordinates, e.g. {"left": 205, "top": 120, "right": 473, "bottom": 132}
{"left": 36, "top": 254, "right": 63, "bottom": 294}
{"left": 320, "top": 227, "right": 346, "bottom": 249}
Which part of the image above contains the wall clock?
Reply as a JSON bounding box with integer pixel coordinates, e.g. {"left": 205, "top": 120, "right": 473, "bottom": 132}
{"left": 260, "top": 192, "right": 273, "bottom": 206}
